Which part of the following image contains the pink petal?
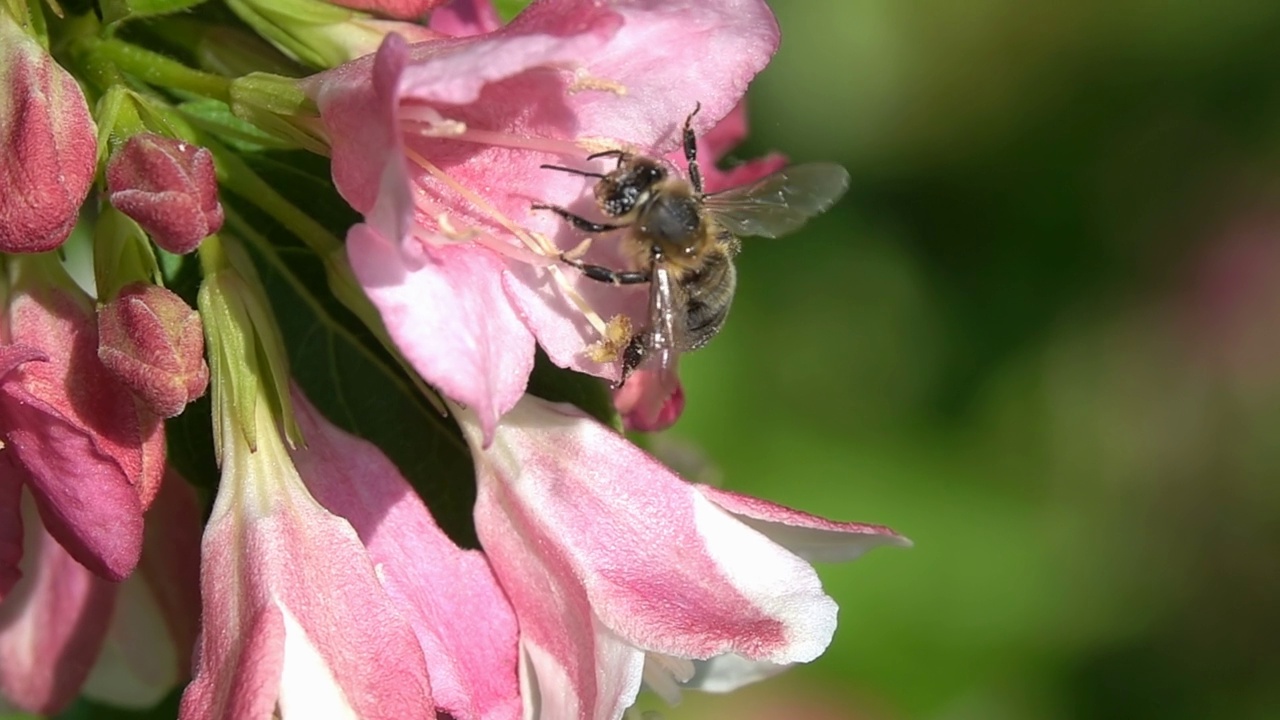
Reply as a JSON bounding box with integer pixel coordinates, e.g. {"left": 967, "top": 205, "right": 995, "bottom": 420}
{"left": 460, "top": 397, "right": 847, "bottom": 709}
{"left": 0, "top": 492, "right": 117, "bottom": 714}
{"left": 696, "top": 486, "right": 913, "bottom": 562}
{"left": 429, "top": 0, "right": 502, "bottom": 37}
{"left": 289, "top": 391, "right": 521, "bottom": 720}
{"left": 137, "top": 470, "right": 203, "bottom": 675}
{"left": 81, "top": 472, "right": 203, "bottom": 709}
{"left": 2, "top": 414, "right": 143, "bottom": 581}
{"left": 180, "top": 409, "right": 435, "bottom": 719}
{"left": 479, "top": 473, "right": 645, "bottom": 720}
{"left": 347, "top": 223, "right": 534, "bottom": 444}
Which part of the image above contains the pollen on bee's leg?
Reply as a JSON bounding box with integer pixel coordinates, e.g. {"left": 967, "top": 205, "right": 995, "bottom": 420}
{"left": 586, "top": 315, "right": 633, "bottom": 363}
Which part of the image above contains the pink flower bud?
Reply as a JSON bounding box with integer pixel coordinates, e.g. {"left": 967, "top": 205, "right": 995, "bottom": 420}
{"left": 97, "top": 283, "right": 209, "bottom": 418}
{"left": 106, "top": 134, "right": 223, "bottom": 254}
{"left": 0, "top": 15, "right": 97, "bottom": 253}
{"left": 326, "top": 0, "right": 446, "bottom": 20}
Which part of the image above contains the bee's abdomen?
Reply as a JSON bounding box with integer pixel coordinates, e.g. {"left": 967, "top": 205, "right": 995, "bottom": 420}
{"left": 679, "top": 254, "right": 736, "bottom": 352}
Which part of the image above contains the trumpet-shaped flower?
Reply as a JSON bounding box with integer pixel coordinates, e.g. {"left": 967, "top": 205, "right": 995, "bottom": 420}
{"left": 288, "top": 391, "right": 521, "bottom": 720}
{"left": 455, "top": 396, "right": 909, "bottom": 719}
{"left": 306, "top": 0, "right": 781, "bottom": 439}
{"left": 179, "top": 393, "right": 435, "bottom": 719}
{"left": 181, "top": 387, "right": 521, "bottom": 719}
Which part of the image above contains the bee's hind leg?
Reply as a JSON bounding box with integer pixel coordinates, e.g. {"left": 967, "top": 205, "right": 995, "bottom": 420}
{"left": 620, "top": 333, "right": 649, "bottom": 383}
{"left": 532, "top": 203, "right": 626, "bottom": 234}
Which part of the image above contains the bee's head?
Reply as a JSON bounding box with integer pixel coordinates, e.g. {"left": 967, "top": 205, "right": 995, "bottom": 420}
{"left": 595, "top": 156, "right": 667, "bottom": 218}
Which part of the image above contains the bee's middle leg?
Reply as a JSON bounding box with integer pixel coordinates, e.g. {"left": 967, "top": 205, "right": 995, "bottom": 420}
{"left": 532, "top": 204, "right": 626, "bottom": 234}
{"left": 558, "top": 255, "right": 651, "bottom": 286}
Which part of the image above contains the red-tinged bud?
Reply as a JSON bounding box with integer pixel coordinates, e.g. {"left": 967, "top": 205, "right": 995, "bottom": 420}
{"left": 106, "top": 134, "right": 223, "bottom": 254}
{"left": 98, "top": 283, "right": 209, "bottom": 418}
{"left": 0, "top": 15, "right": 97, "bottom": 253}
{"left": 326, "top": 0, "right": 446, "bottom": 20}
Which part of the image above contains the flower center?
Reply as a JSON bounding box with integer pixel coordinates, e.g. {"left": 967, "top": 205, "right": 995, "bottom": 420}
{"left": 402, "top": 148, "right": 611, "bottom": 337}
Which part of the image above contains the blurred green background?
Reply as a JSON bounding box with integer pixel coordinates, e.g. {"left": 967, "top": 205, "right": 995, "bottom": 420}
{"left": 655, "top": 2, "right": 1280, "bottom": 719}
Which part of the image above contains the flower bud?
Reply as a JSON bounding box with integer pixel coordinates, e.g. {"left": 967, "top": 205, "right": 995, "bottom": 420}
{"left": 0, "top": 14, "right": 97, "bottom": 253}
{"left": 326, "top": 0, "right": 445, "bottom": 21}
{"left": 106, "top": 134, "right": 223, "bottom": 254}
{"left": 97, "top": 283, "right": 209, "bottom": 418}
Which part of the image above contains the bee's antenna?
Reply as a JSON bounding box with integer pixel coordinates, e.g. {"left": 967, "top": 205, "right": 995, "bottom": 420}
{"left": 539, "top": 164, "right": 606, "bottom": 179}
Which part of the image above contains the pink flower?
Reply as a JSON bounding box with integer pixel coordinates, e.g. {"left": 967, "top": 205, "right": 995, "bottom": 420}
{"left": 306, "top": 0, "right": 780, "bottom": 440}
{"left": 0, "top": 257, "right": 165, "bottom": 582}
{"left": 0, "top": 468, "right": 202, "bottom": 714}
{"left": 181, "top": 386, "right": 520, "bottom": 719}
{"left": 106, "top": 134, "right": 223, "bottom": 254}
{"left": 289, "top": 391, "right": 521, "bottom": 720}
{"left": 455, "top": 396, "right": 910, "bottom": 719}
{"left": 0, "top": 12, "right": 97, "bottom": 253}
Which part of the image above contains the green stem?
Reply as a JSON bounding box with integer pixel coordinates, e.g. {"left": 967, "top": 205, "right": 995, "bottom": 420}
{"left": 93, "top": 38, "right": 232, "bottom": 102}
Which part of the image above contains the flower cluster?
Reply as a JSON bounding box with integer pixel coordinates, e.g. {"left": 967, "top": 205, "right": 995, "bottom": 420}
{"left": 0, "top": 0, "right": 908, "bottom": 718}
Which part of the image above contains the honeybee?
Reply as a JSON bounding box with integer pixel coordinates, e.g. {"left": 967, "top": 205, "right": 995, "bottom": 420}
{"left": 534, "top": 105, "right": 850, "bottom": 383}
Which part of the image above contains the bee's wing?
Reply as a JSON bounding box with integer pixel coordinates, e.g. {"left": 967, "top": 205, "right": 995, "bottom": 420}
{"left": 646, "top": 262, "right": 685, "bottom": 374}
{"left": 703, "top": 162, "right": 850, "bottom": 238}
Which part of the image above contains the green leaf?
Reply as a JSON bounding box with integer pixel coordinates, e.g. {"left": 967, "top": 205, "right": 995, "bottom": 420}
{"left": 527, "top": 348, "right": 620, "bottom": 430}
{"left": 100, "top": 0, "right": 208, "bottom": 25}
{"left": 492, "top": 0, "right": 530, "bottom": 23}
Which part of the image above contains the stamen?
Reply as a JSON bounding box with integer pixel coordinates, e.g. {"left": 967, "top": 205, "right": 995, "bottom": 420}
{"left": 578, "top": 137, "right": 635, "bottom": 156}
{"left": 568, "top": 69, "right": 628, "bottom": 95}
{"left": 403, "top": 150, "right": 609, "bottom": 336}
{"left": 398, "top": 105, "right": 467, "bottom": 137}
{"left": 563, "top": 237, "right": 594, "bottom": 261}
{"left": 401, "top": 118, "right": 591, "bottom": 159}
{"left": 641, "top": 654, "right": 695, "bottom": 707}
